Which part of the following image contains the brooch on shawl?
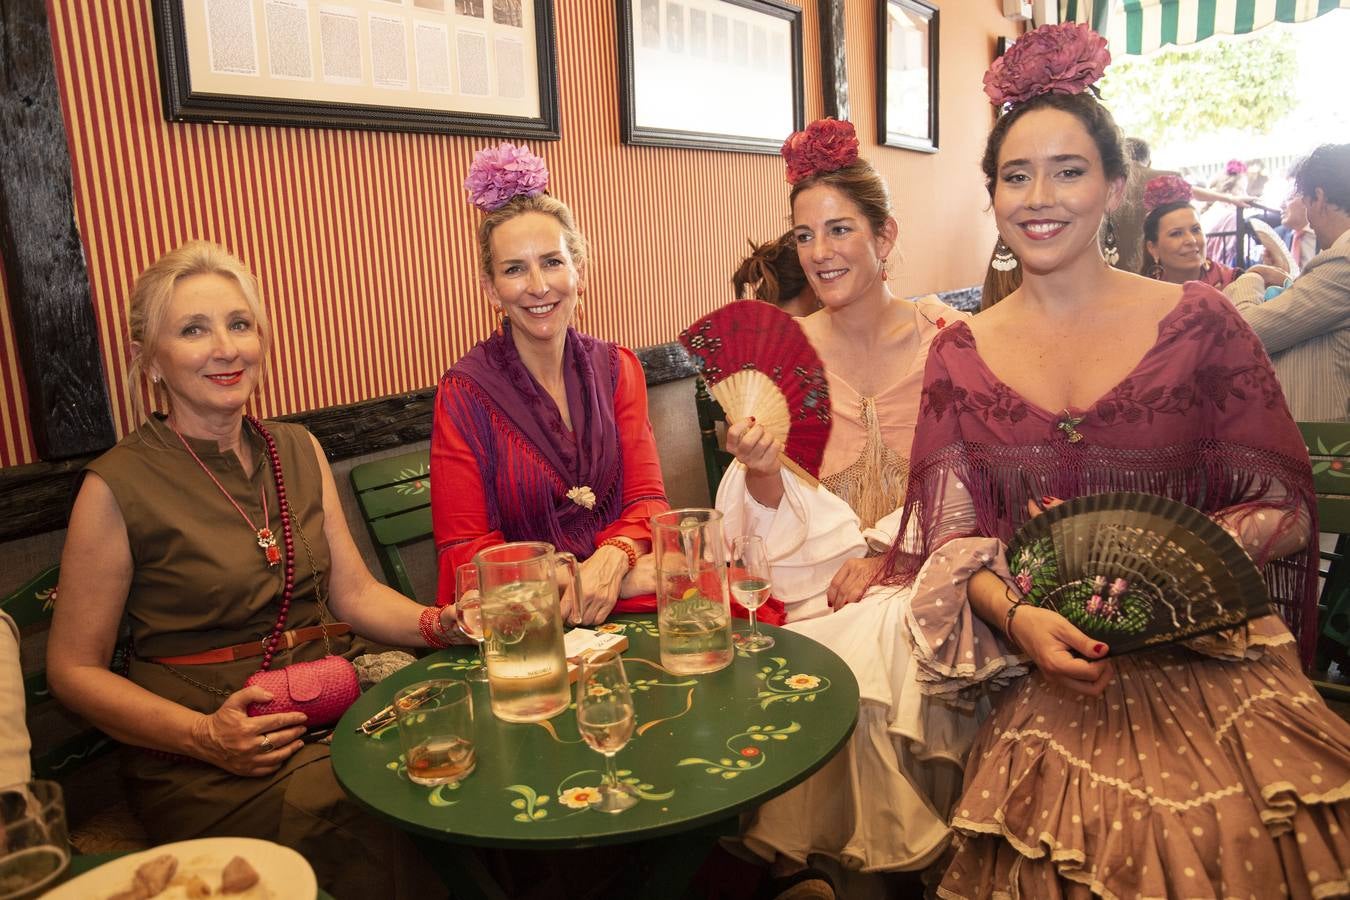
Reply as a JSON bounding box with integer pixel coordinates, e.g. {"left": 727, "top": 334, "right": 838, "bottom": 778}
{"left": 566, "top": 486, "right": 597, "bottom": 509}
{"left": 1056, "top": 410, "right": 1085, "bottom": 443}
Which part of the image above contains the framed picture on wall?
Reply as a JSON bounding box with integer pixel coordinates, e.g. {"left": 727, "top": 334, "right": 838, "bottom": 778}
{"left": 616, "top": 0, "right": 804, "bottom": 153}
{"left": 877, "top": 0, "right": 939, "bottom": 153}
{"left": 149, "top": 0, "right": 560, "bottom": 139}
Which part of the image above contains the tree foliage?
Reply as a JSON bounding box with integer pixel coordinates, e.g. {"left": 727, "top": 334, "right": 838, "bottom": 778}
{"left": 1099, "top": 31, "right": 1297, "bottom": 147}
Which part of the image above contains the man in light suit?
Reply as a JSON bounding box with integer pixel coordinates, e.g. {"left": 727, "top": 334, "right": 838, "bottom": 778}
{"left": 1227, "top": 143, "right": 1350, "bottom": 422}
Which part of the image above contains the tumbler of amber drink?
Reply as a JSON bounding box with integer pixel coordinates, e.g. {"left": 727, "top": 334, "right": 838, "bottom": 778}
{"left": 395, "top": 680, "right": 476, "bottom": 787}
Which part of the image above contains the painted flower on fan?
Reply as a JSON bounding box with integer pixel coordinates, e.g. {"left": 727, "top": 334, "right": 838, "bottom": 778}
{"left": 1143, "top": 174, "right": 1193, "bottom": 215}
{"left": 464, "top": 142, "right": 550, "bottom": 212}
{"left": 983, "top": 22, "right": 1110, "bottom": 108}
{"left": 1015, "top": 570, "right": 1034, "bottom": 594}
{"left": 780, "top": 118, "right": 860, "bottom": 184}
{"left": 784, "top": 674, "right": 820, "bottom": 690}
{"left": 559, "top": 786, "right": 601, "bottom": 809}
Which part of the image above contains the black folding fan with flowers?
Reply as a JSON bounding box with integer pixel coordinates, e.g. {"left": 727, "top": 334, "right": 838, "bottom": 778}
{"left": 1006, "top": 492, "right": 1271, "bottom": 655}
{"left": 679, "top": 302, "right": 831, "bottom": 486}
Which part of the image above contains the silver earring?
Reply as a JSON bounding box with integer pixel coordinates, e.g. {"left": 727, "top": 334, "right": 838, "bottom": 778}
{"left": 1103, "top": 221, "right": 1120, "bottom": 266}
{"left": 152, "top": 375, "right": 160, "bottom": 384}
{"left": 992, "top": 237, "right": 1019, "bottom": 272}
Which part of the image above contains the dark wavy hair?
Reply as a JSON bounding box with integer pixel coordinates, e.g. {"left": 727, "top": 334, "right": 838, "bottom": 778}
{"left": 732, "top": 231, "right": 809, "bottom": 303}
{"left": 980, "top": 91, "right": 1128, "bottom": 200}
{"left": 1291, "top": 143, "right": 1350, "bottom": 213}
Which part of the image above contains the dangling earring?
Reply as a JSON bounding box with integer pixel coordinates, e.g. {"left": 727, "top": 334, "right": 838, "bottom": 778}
{"left": 1146, "top": 255, "right": 1164, "bottom": 280}
{"left": 880, "top": 258, "right": 890, "bottom": 281}
{"left": 151, "top": 374, "right": 160, "bottom": 384}
{"left": 992, "top": 237, "right": 1019, "bottom": 272}
{"left": 1103, "top": 220, "right": 1120, "bottom": 266}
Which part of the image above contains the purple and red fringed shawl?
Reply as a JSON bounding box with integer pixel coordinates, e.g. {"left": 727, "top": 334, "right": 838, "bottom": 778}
{"left": 881, "top": 283, "right": 1320, "bottom": 666}
{"left": 440, "top": 324, "right": 624, "bottom": 561}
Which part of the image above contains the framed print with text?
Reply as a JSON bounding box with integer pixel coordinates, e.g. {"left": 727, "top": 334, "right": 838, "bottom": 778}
{"left": 150, "top": 0, "right": 560, "bottom": 139}
{"left": 617, "top": 0, "right": 804, "bottom": 154}
{"left": 877, "top": 0, "right": 938, "bottom": 153}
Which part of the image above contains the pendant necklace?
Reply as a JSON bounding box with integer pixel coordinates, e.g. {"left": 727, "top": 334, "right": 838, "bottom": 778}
{"left": 172, "top": 423, "right": 281, "bottom": 566}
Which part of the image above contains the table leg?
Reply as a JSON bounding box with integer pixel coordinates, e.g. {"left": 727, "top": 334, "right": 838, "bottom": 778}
{"left": 635, "top": 816, "right": 740, "bottom": 900}
{"left": 412, "top": 837, "right": 510, "bottom": 900}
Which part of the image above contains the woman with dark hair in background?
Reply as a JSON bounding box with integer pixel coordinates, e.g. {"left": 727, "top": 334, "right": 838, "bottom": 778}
{"left": 1139, "top": 173, "right": 1247, "bottom": 288}
{"left": 731, "top": 231, "right": 820, "bottom": 317}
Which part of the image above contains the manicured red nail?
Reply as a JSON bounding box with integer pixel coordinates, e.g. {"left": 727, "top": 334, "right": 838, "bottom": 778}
{"left": 1041, "top": 495, "right": 1054, "bottom": 505}
{"left": 747, "top": 416, "right": 756, "bottom": 424}
{"left": 1092, "top": 643, "right": 1105, "bottom": 655}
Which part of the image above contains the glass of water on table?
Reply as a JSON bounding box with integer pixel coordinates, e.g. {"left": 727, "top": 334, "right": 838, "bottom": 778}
{"left": 455, "top": 563, "right": 489, "bottom": 683}
{"left": 575, "top": 649, "right": 638, "bottom": 813}
{"left": 0, "top": 781, "right": 69, "bottom": 900}
{"left": 395, "top": 680, "right": 476, "bottom": 786}
{"left": 730, "top": 534, "right": 775, "bottom": 652}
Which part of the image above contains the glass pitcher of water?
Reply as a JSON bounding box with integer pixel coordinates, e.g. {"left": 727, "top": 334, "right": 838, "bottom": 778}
{"left": 474, "top": 541, "right": 578, "bottom": 723}
{"left": 651, "top": 509, "right": 734, "bottom": 675}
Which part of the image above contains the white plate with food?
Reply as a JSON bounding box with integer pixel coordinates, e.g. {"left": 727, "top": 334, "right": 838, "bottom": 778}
{"left": 46, "top": 837, "right": 316, "bottom": 900}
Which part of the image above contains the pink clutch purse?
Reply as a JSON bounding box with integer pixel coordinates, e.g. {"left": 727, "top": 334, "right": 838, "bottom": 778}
{"left": 244, "top": 655, "right": 360, "bottom": 727}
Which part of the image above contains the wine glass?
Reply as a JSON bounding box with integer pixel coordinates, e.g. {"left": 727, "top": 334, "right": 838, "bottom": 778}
{"left": 455, "top": 563, "right": 489, "bottom": 683}
{"left": 575, "top": 649, "right": 638, "bottom": 813}
{"left": 730, "top": 534, "right": 775, "bottom": 652}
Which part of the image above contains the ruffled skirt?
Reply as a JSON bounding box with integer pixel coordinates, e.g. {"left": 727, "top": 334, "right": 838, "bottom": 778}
{"left": 937, "top": 639, "right": 1350, "bottom": 899}
{"left": 742, "top": 585, "right": 979, "bottom": 872}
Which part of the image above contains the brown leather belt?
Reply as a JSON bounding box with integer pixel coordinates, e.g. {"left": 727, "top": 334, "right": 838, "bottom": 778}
{"left": 149, "top": 623, "right": 352, "bottom": 666}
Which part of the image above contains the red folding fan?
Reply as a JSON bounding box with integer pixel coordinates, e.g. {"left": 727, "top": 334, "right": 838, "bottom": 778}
{"left": 679, "top": 301, "right": 831, "bottom": 484}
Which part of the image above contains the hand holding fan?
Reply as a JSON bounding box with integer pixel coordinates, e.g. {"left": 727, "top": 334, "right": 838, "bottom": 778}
{"left": 1006, "top": 492, "right": 1270, "bottom": 655}
{"left": 679, "top": 302, "right": 830, "bottom": 486}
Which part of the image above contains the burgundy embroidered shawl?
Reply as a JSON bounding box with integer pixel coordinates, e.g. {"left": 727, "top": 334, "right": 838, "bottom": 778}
{"left": 881, "top": 283, "right": 1319, "bottom": 664}
{"left": 440, "top": 324, "right": 623, "bottom": 560}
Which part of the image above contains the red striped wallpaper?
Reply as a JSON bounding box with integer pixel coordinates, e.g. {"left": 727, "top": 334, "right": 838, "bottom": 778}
{"left": 0, "top": 0, "right": 1008, "bottom": 469}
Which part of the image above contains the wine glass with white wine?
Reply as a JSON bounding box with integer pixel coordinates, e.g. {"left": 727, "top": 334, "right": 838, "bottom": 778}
{"left": 455, "top": 563, "right": 489, "bottom": 683}
{"left": 730, "top": 534, "right": 774, "bottom": 652}
{"left": 575, "top": 649, "right": 638, "bottom": 813}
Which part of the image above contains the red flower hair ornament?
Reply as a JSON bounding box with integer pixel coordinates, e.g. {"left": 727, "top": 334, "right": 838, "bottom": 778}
{"left": 1143, "top": 174, "right": 1194, "bottom": 215}
{"left": 781, "top": 119, "right": 860, "bottom": 185}
{"left": 983, "top": 22, "right": 1111, "bottom": 109}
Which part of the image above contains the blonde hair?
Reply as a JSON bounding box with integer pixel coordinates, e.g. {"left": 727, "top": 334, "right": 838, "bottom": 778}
{"left": 475, "top": 193, "right": 589, "bottom": 277}
{"left": 128, "top": 240, "right": 270, "bottom": 422}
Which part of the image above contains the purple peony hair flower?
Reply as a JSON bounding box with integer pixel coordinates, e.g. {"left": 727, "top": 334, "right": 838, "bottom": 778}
{"left": 1225, "top": 158, "right": 1247, "bottom": 176}
{"left": 983, "top": 22, "right": 1111, "bottom": 108}
{"left": 464, "top": 142, "right": 550, "bottom": 212}
{"left": 1143, "top": 174, "right": 1194, "bottom": 215}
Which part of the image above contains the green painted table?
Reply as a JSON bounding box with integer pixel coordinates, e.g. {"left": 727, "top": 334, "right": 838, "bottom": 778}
{"left": 331, "top": 614, "right": 858, "bottom": 854}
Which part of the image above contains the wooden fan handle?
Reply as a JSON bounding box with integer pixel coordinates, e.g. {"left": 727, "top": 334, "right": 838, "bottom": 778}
{"left": 780, "top": 453, "right": 820, "bottom": 489}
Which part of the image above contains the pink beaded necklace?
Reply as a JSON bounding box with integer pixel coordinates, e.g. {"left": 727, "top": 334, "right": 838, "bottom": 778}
{"left": 171, "top": 415, "right": 298, "bottom": 671}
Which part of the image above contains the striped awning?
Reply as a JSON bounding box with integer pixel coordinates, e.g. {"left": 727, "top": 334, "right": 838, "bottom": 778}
{"left": 1062, "top": 0, "right": 1350, "bottom": 55}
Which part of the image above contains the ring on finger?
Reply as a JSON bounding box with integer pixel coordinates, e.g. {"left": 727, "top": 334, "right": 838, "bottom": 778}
{"left": 259, "top": 733, "right": 275, "bottom": 753}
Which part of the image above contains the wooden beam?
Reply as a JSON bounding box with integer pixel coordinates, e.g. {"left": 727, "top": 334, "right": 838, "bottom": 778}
{"left": 819, "top": 0, "right": 849, "bottom": 121}
{"left": 0, "top": 0, "right": 116, "bottom": 460}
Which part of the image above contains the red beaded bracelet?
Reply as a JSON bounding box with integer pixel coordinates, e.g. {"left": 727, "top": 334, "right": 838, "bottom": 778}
{"left": 419, "top": 605, "right": 453, "bottom": 648}
{"left": 598, "top": 537, "right": 637, "bottom": 570}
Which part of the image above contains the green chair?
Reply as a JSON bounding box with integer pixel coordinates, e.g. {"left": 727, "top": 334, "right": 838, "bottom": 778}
{"left": 351, "top": 448, "right": 434, "bottom": 600}
{"left": 695, "top": 376, "right": 734, "bottom": 502}
{"left": 1299, "top": 421, "right": 1350, "bottom": 704}
{"left": 4, "top": 566, "right": 148, "bottom": 851}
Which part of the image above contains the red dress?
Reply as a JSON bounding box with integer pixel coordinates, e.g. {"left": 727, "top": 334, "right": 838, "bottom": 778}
{"left": 431, "top": 336, "right": 667, "bottom": 606}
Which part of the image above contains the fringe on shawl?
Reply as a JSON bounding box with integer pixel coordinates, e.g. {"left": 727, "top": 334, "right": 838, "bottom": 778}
{"left": 880, "top": 437, "right": 1320, "bottom": 669}
{"left": 438, "top": 374, "right": 624, "bottom": 561}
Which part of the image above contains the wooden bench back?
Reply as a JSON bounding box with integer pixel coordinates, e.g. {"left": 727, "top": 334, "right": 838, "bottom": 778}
{"left": 1299, "top": 421, "right": 1350, "bottom": 701}
{"left": 350, "top": 449, "right": 434, "bottom": 600}
{"left": 694, "top": 376, "right": 734, "bottom": 502}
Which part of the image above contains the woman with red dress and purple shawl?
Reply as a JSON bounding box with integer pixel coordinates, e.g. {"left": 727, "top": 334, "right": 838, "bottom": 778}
{"left": 882, "top": 24, "right": 1350, "bottom": 898}
{"left": 1140, "top": 173, "right": 1248, "bottom": 289}
{"left": 431, "top": 144, "right": 668, "bottom": 624}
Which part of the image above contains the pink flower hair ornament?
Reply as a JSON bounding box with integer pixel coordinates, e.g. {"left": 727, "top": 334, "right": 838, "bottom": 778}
{"left": 1143, "top": 174, "right": 1194, "bottom": 215}
{"left": 1225, "top": 158, "right": 1247, "bottom": 176}
{"left": 464, "top": 142, "right": 550, "bottom": 212}
{"left": 781, "top": 118, "right": 860, "bottom": 185}
{"left": 983, "top": 22, "right": 1111, "bottom": 109}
